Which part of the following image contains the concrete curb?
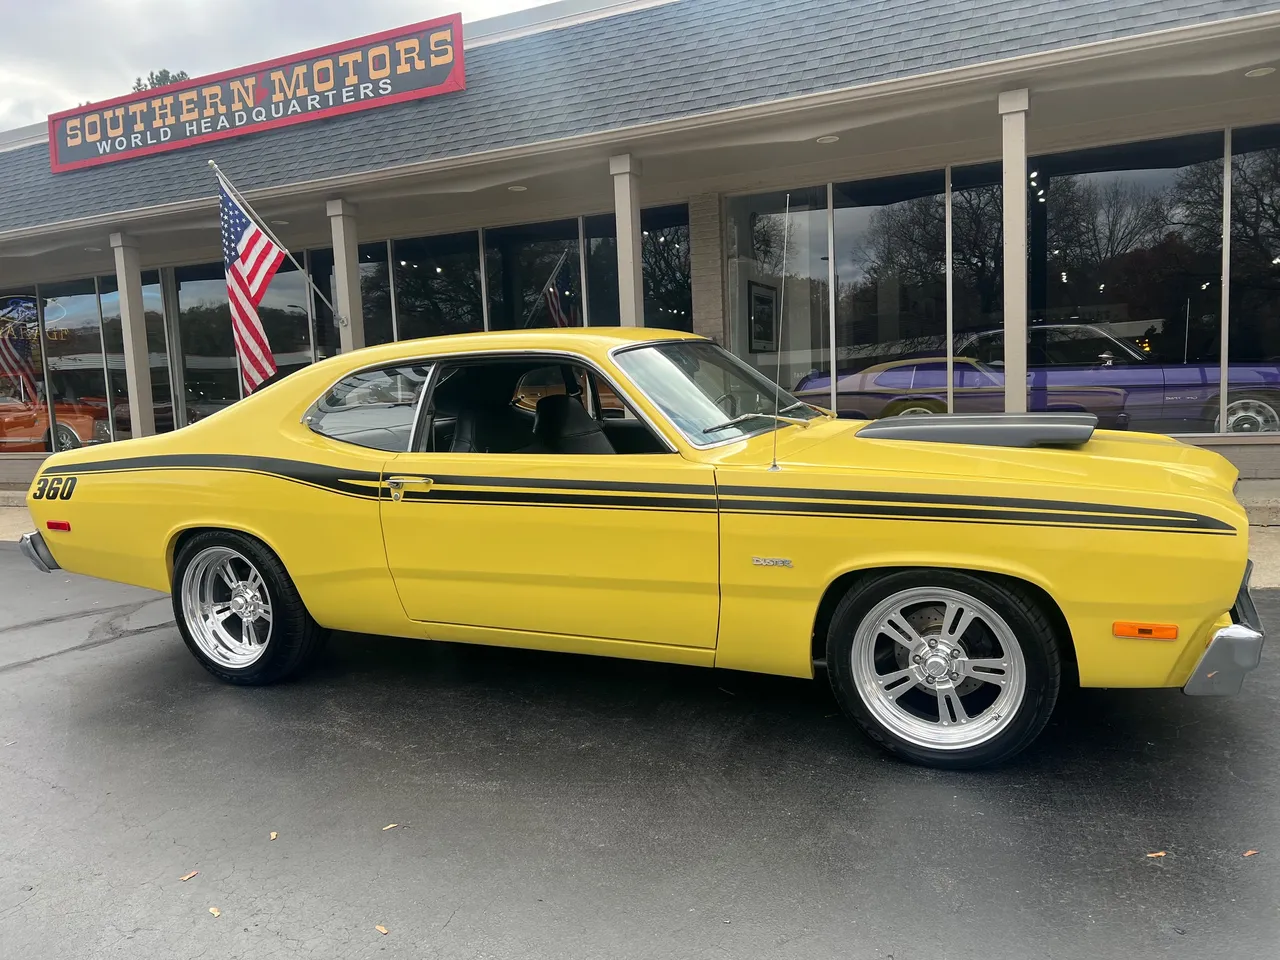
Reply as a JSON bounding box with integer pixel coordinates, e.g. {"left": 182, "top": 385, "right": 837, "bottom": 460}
{"left": 0, "top": 492, "right": 25, "bottom": 508}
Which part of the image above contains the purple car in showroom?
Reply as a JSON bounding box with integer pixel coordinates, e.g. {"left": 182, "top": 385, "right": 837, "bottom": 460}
{"left": 794, "top": 323, "right": 1280, "bottom": 434}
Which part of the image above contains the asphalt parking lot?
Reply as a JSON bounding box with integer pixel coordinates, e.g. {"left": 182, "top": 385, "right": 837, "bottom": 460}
{"left": 0, "top": 544, "right": 1277, "bottom": 960}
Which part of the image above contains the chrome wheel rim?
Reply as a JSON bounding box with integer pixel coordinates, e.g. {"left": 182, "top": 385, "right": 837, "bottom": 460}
{"left": 850, "top": 587, "right": 1027, "bottom": 751}
{"left": 1218, "top": 398, "right": 1280, "bottom": 433}
{"left": 896, "top": 405, "right": 937, "bottom": 416}
{"left": 54, "top": 425, "right": 80, "bottom": 451}
{"left": 180, "top": 546, "right": 273, "bottom": 669}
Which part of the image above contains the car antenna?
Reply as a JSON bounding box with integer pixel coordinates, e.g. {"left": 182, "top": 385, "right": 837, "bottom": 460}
{"left": 770, "top": 192, "right": 791, "bottom": 472}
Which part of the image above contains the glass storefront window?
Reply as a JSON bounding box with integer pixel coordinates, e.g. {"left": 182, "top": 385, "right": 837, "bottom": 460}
{"left": 950, "top": 162, "right": 1006, "bottom": 413}
{"left": 585, "top": 205, "right": 692, "bottom": 330}
{"left": 0, "top": 287, "right": 53, "bottom": 452}
{"left": 830, "top": 171, "right": 947, "bottom": 418}
{"left": 38, "top": 280, "right": 111, "bottom": 449}
{"left": 99, "top": 272, "right": 173, "bottom": 437}
{"left": 1228, "top": 124, "right": 1280, "bottom": 434}
{"left": 175, "top": 264, "right": 239, "bottom": 423}
{"left": 310, "top": 243, "right": 402, "bottom": 351}
{"left": 1022, "top": 134, "right": 1224, "bottom": 432}
{"left": 484, "top": 219, "right": 582, "bottom": 330}
{"left": 256, "top": 260, "right": 313, "bottom": 379}
{"left": 393, "top": 232, "right": 484, "bottom": 339}
{"left": 726, "top": 186, "right": 830, "bottom": 401}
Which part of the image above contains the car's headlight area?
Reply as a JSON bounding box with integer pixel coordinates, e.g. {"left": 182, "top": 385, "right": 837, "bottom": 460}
{"left": 93, "top": 419, "right": 112, "bottom": 444}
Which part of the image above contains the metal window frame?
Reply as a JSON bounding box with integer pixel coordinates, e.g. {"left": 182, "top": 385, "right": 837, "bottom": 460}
{"left": 477, "top": 228, "right": 491, "bottom": 332}
{"left": 161, "top": 266, "right": 188, "bottom": 428}
{"left": 387, "top": 238, "right": 400, "bottom": 342}
{"left": 578, "top": 215, "right": 591, "bottom": 326}
{"left": 92, "top": 275, "right": 115, "bottom": 442}
{"left": 825, "top": 183, "right": 837, "bottom": 414}
{"left": 945, "top": 164, "right": 955, "bottom": 414}
{"left": 1220, "top": 128, "right": 1233, "bottom": 435}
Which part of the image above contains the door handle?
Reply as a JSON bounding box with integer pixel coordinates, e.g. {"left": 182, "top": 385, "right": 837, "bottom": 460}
{"left": 386, "top": 476, "right": 433, "bottom": 502}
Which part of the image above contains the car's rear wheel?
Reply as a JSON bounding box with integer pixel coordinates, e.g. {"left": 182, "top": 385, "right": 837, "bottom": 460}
{"left": 826, "top": 569, "right": 1062, "bottom": 769}
{"left": 884, "top": 399, "right": 945, "bottom": 417}
{"left": 172, "top": 530, "right": 325, "bottom": 685}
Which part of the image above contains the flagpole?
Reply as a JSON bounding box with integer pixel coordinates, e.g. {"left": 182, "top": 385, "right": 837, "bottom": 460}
{"left": 521, "top": 248, "right": 571, "bottom": 328}
{"left": 208, "top": 160, "right": 345, "bottom": 327}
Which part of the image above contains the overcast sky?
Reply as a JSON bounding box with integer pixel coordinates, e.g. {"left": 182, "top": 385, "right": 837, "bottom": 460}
{"left": 0, "top": 0, "right": 550, "bottom": 131}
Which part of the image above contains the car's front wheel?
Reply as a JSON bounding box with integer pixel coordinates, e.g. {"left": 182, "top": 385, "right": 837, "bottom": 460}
{"left": 172, "top": 530, "right": 326, "bottom": 685}
{"left": 826, "top": 569, "right": 1062, "bottom": 769}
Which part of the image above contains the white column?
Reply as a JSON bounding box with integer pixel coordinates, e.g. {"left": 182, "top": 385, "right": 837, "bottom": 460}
{"left": 610, "top": 154, "right": 644, "bottom": 327}
{"left": 109, "top": 232, "right": 155, "bottom": 437}
{"left": 999, "top": 88, "right": 1029, "bottom": 414}
{"left": 326, "top": 199, "right": 365, "bottom": 352}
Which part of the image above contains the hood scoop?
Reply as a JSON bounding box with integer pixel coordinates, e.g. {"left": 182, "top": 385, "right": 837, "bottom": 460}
{"left": 857, "top": 413, "right": 1097, "bottom": 449}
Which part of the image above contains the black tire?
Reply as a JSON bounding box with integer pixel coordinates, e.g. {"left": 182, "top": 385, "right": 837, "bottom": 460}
{"left": 171, "top": 530, "right": 326, "bottom": 685}
{"left": 826, "top": 568, "right": 1063, "bottom": 769}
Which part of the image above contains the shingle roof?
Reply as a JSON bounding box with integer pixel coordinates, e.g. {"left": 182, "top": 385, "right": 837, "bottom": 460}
{"left": 1, "top": 0, "right": 1276, "bottom": 235}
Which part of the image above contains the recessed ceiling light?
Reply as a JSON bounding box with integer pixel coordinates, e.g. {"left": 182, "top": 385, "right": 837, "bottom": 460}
{"left": 1246, "top": 67, "right": 1275, "bottom": 77}
{"left": 270, "top": 219, "right": 290, "bottom": 225}
{"left": 84, "top": 246, "right": 101, "bottom": 252}
{"left": 815, "top": 135, "right": 840, "bottom": 144}
{"left": 508, "top": 185, "right": 528, "bottom": 192}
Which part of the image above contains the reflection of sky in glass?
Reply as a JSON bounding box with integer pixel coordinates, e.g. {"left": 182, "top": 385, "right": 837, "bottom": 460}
{"left": 42, "top": 292, "right": 99, "bottom": 331}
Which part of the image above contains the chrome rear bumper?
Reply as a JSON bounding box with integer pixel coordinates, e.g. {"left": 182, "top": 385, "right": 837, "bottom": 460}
{"left": 18, "top": 531, "right": 59, "bottom": 574}
{"left": 1184, "top": 561, "right": 1265, "bottom": 696}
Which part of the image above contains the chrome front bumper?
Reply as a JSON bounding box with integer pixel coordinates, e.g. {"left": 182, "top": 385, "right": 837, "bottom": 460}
{"left": 18, "top": 531, "right": 59, "bottom": 574}
{"left": 1184, "top": 561, "right": 1265, "bottom": 696}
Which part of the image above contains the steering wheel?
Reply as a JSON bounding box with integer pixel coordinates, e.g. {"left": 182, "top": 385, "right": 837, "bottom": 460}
{"left": 714, "top": 392, "right": 740, "bottom": 417}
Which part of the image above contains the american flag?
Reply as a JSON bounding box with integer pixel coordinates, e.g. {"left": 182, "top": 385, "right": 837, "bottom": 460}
{"left": 219, "top": 179, "right": 284, "bottom": 393}
{"left": 0, "top": 298, "right": 39, "bottom": 396}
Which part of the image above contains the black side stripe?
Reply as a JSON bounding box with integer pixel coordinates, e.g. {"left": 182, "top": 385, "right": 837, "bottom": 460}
{"left": 38, "top": 453, "right": 1235, "bottom": 535}
{"left": 718, "top": 498, "right": 1234, "bottom": 534}
{"left": 717, "top": 484, "right": 1233, "bottom": 529}
{"left": 404, "top": 488, "right": 716, "bottom": 512}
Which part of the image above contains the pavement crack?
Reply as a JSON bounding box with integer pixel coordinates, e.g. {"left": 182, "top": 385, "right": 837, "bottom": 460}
{"left": 0, "top": 599, "right": 159, "bottom": 636}
{"left": 0, "top": 622, "right": 172, "bottom": 674}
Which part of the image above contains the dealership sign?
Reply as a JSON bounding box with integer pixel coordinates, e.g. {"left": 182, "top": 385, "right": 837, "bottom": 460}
{"left": 47, "top": 13, "right": 464, "bottom": 173}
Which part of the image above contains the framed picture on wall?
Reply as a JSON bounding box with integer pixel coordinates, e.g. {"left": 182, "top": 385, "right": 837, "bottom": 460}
{"left": 747, "top": 281, "right": 778, "bottom": 353}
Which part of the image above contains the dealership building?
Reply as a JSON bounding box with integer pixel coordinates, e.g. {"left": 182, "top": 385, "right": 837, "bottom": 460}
{"left": 3, "top": 0, "right": 1280, "bottom": 485}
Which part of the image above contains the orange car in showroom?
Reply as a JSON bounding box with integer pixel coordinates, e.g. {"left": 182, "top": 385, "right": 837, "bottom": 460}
{"left": 0, "top": 372, "right": 106, "bottom": 452}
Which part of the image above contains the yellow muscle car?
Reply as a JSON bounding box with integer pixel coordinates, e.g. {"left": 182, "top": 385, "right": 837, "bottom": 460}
{"left": 19, "top": 329, "right": 1264, "bottom": 769}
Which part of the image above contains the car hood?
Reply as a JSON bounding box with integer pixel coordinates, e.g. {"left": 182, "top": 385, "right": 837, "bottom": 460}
{"left": 728, "top": 417, "right": 1243, "bottom": 522}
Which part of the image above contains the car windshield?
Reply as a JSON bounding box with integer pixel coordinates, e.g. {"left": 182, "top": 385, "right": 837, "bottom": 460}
{"left": 613, "top": 340, "right": 824, "bottom": 445}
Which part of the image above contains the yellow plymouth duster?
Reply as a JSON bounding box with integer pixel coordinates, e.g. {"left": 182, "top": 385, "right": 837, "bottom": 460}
{"left": 19, "top": 329, "right": 1264, "bottom": 768}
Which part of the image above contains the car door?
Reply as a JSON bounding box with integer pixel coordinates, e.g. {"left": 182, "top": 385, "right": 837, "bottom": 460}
{"left": 379, "top": 357, "right": 720, "bottom": 650}
{"left": 1031, "top": 326, "right": 1165, "bottom": 428}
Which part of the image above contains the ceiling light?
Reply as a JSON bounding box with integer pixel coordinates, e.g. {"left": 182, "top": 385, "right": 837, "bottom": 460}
{"left": 271, "top": 219, "right": 290, "bottom": 225}
{"left": 400, "top": 260, "right": 407, "bottom": 266}
{"left": 436, "top": 266, "right": 443, "bottom": 273}
{"left": 508, "top": 185, "right": 528, "bottom": 192}
{"left": 815, "top": 135, "right": 840, "bottom": 144}
{"left": 1029, "top": 170, "right": 1039, "bottom": 179}
{"left": 1246, "top": 67, "right": 1276, "bottom": 78}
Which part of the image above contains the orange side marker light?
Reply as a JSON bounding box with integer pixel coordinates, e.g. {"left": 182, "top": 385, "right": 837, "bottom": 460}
{"left": 1113, "top": 621, "right": 1178, "bottom": 641}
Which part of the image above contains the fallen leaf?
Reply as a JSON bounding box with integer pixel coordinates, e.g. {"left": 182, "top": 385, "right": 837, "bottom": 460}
{"left": 375, "top": 925, "right": 389, "bottom": 935}
{"left": 209, "top": 907, "right": 221, "bottom": 918}
{"left": 179, "top": 871, "right": 198, "bottom": 882}
{"left": 382, "top": 823, "right": 398, "bottom": 831}
{"left": 270, "top": 832, "right": 278, "bottom": 841}
{"left": 1244, "top": 850, "right": 1259, "bottom": 857}
{"left": 1146, "top": 851, "right": 1167, "bottom": 858}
